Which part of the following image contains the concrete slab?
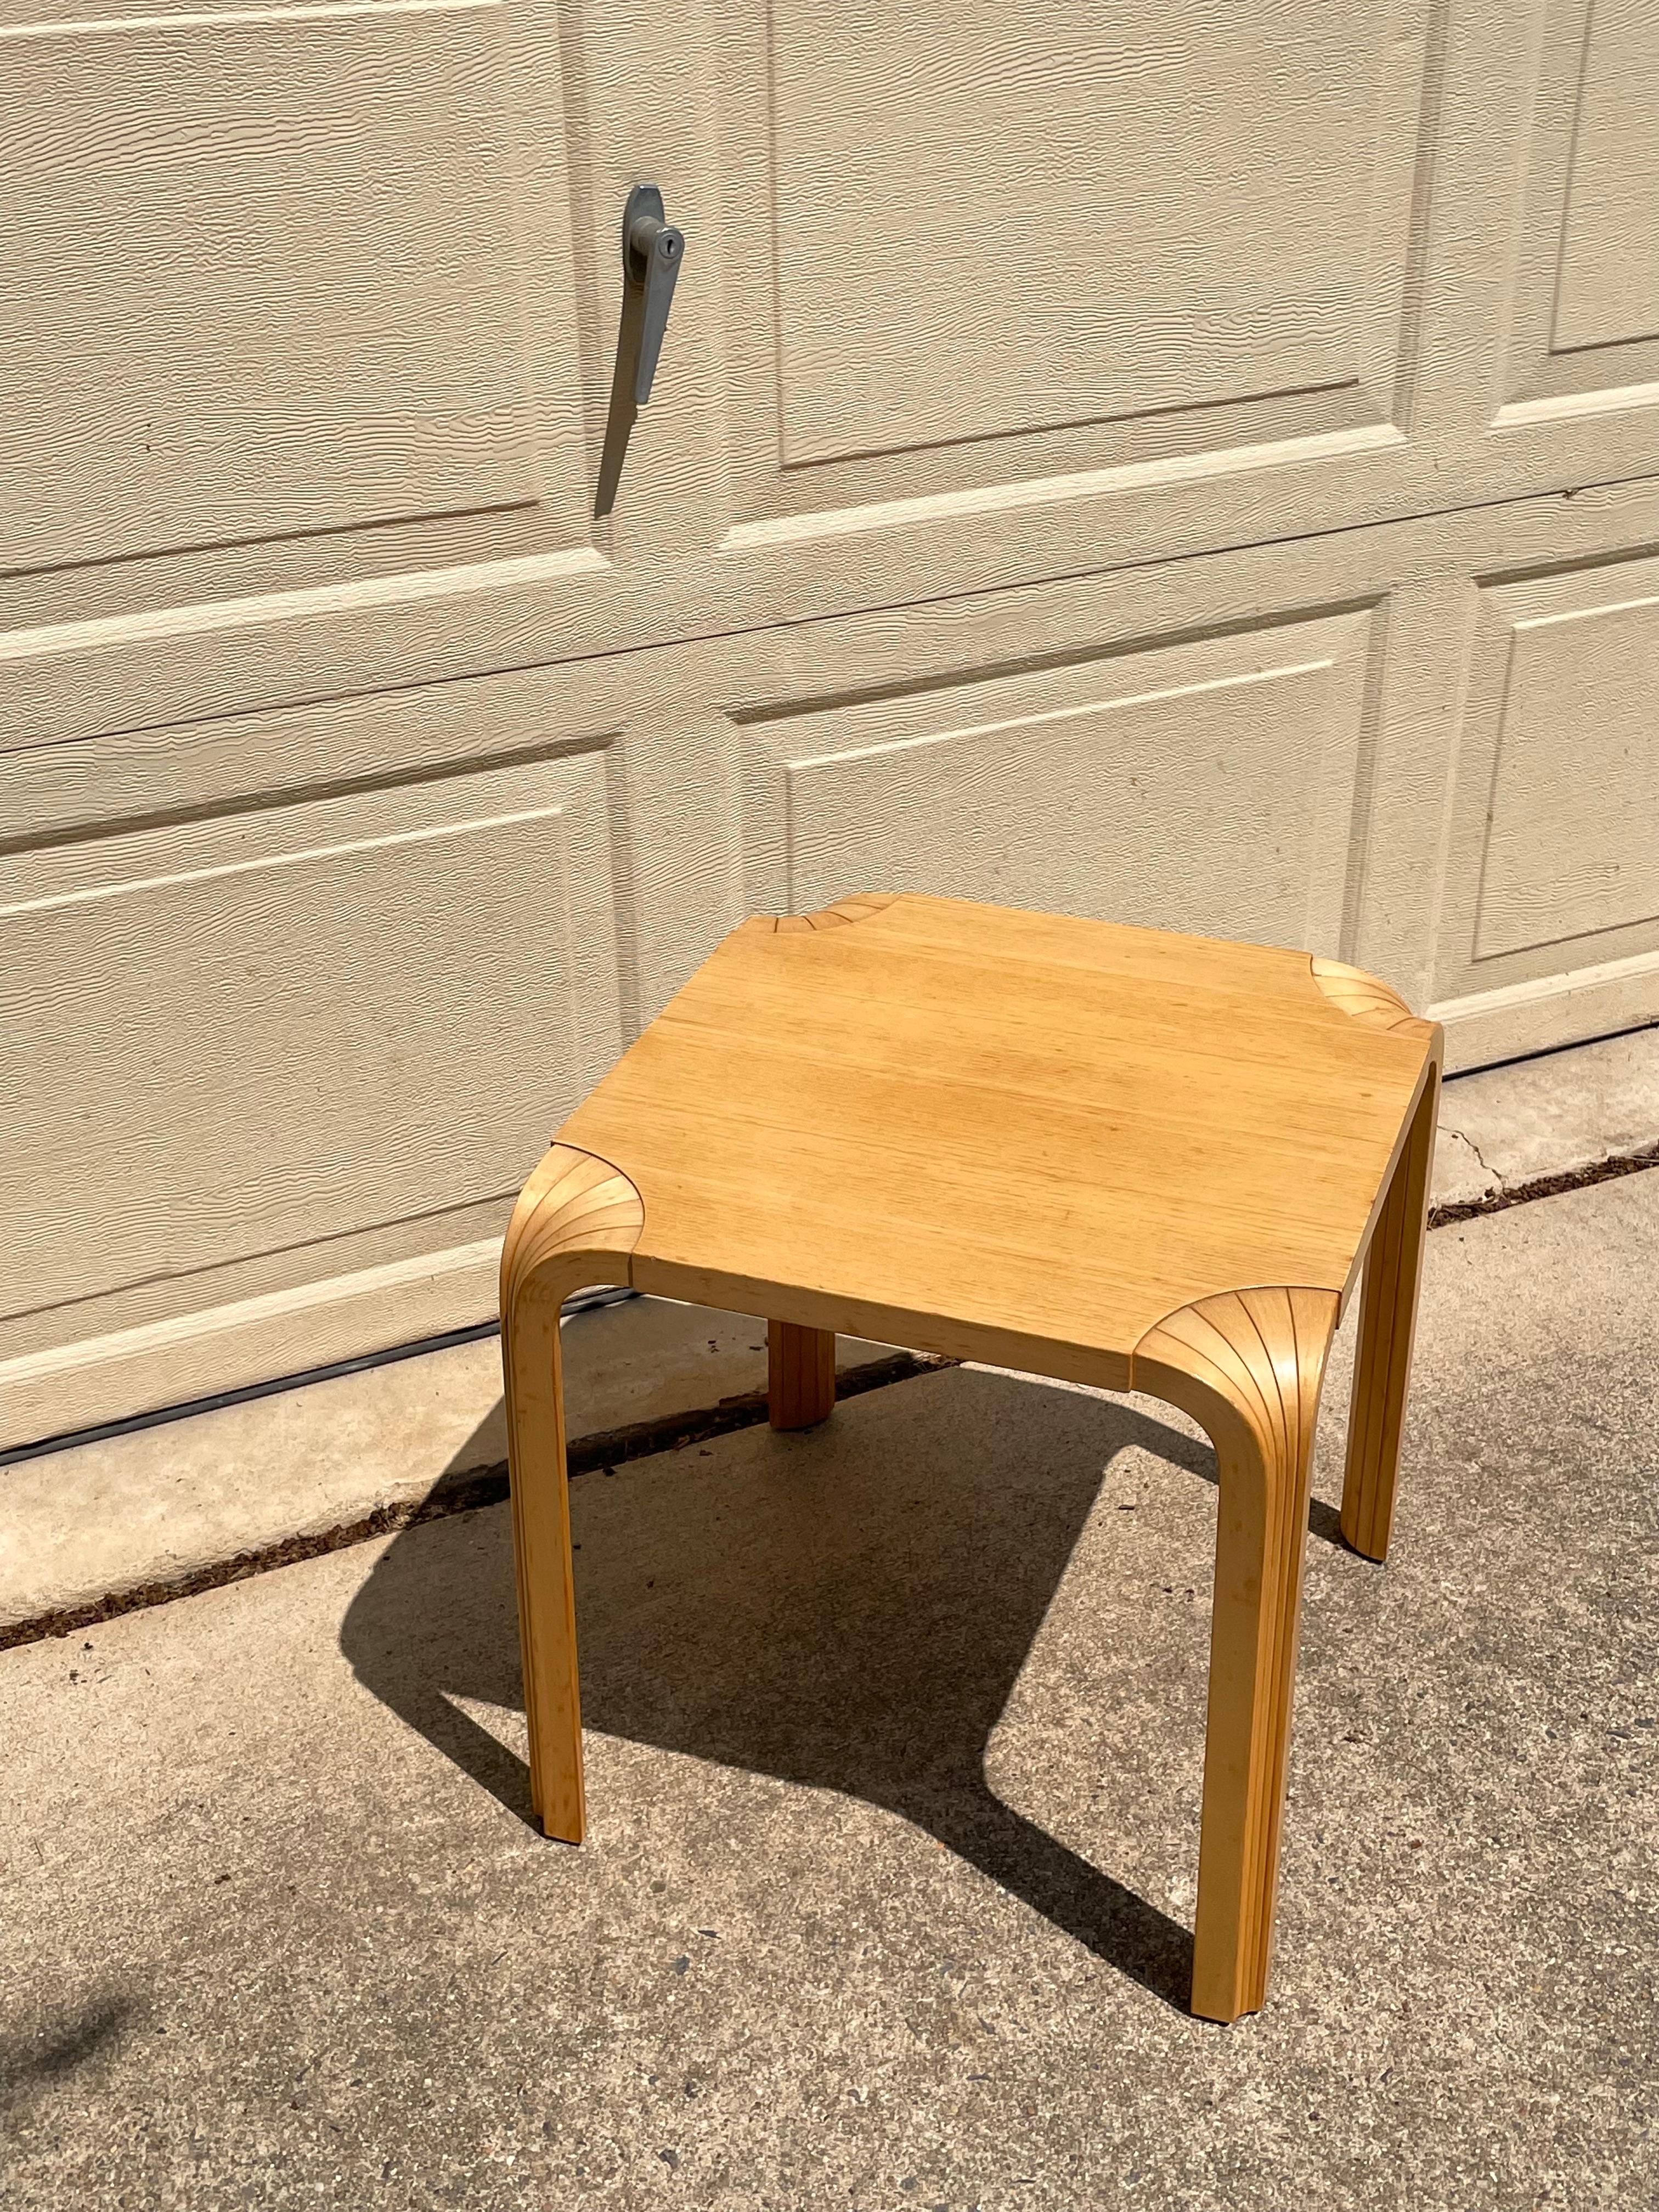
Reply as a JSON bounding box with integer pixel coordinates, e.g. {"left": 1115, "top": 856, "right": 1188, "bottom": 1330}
{"left": 0, "top": 1301, "right": 899, "bottom": 1637}
{"left": 1432, "top": 1022, "right": 1659, "bottom": 1208}
{"left": 2, "top": 1170, "right": 1653, "bottom": 2209}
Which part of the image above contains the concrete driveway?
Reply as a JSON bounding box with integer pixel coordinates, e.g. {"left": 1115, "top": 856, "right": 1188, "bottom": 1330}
{"left": 2, "top": 1172, "right": 1654, "bottom": 2209}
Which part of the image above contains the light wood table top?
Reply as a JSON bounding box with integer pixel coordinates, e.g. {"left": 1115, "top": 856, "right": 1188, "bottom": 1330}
{"left": 558, "top": 893, "right": 1436, "bottom": 1389}
{"left": 505, "top": 892, "right": 1444, "bottom": 2021}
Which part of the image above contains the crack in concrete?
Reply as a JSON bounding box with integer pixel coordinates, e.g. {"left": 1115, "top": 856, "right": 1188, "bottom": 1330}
{"left": 1449, "top": 1126, "right": 1504, "bottom": 1189}
{"left": 1428, "top": 1137, "right": 1657, "bottom": 1228}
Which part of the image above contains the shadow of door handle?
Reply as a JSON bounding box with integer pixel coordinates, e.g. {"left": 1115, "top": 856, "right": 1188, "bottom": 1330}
{"left": 594, "top": 183, "right": 686, "bottom": 520}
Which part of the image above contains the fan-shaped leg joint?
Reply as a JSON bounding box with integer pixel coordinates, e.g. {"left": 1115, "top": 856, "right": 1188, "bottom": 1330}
{"left": 499, "top": 1143, "right": 643, "bottom": 1840}
{"left": 1133, "top": 1284, "right": 1340, "bottom": 2020}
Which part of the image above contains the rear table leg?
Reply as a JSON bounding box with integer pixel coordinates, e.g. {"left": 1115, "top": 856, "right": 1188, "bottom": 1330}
{"left": 769, "top": 1322, "right": 836, "bottom": 1429}
{"left": 1342, "top": 1062, "right": 1440, "bottom": 1561}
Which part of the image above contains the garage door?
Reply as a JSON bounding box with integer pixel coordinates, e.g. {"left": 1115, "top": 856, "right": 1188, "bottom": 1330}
{"left": 4, "top": 0, "right": 1657, "bottom": 1447}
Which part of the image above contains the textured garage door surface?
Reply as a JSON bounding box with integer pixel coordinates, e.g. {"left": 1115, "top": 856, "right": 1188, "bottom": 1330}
{"left": 3, "top": 0, "right": 1657, "bottom": 1444}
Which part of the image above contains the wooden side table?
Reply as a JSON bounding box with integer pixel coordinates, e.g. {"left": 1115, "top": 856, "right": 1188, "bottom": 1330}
{"left": 500, "top": 895, "right": 1441, "bottom": 2021}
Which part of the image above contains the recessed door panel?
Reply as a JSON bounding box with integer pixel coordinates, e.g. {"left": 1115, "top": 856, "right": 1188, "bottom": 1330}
{"left": 718, "top": 0, "right": 1429, "bottom": 537}
{"left": 0, "top": 1, "right": 584, "bottom": 573}
{"left": 1486, "top": 0, "right": 1659, "bottom": 466}
{"left": 740, "top": 614, "right": 1374, "bottom": 957}
{"left": 768, "top": 0, "right": 1382, "bottom": 469}
{"left": 1432, "top": 555, "right": 1659, "bottom": 1015}
{"left": 0, "top": 718, "right": 622, "bottom": 1336}
{"left": 1551, "top": 5, "right": 1659, "bottom": 354}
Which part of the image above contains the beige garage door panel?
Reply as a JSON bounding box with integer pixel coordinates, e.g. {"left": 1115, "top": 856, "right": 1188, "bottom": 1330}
{"left": 0, "top": 0, "right": 572, "bottom": 572}
{"left": 1548, "top": 2, "right": 1659, "bottom": 354}
{"left": 1477, "top": 0, "right": 1659, "bottom": 472}
{"left": 704, "top": 0, "right": 1436, "bottom": 613}
{"left": 0, "top": 684, "right": 625, "bottom": 1440}
{"left": 1, "top": 763, "right": 615, "bottom": 1314}
{"left": 759, "top": 0, "right": 1398, "bottom": 469}
{"left": 738, "top": 615, "right": 1373, "bottom": 959}
{"left": 1500, "top": 0, "right": 1659, "bottom": 396}
{"left": 1424, "top": 551, "right": 1659, "bottom": 1063}
{"left": 0, "top": 0, "right": 646, "bottom": 677}
{"left": 684, "top": 0, "right": 1659, "bottom": 637}
{"left": 1475, "top": 599, "right": 1659, "bottom": 959}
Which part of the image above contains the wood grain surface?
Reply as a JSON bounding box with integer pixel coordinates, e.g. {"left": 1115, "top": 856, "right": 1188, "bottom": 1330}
{"left": 499, "top": 1142, "right": 644, "bottom": 1840}
{"left": 563, "top": 894, "right": 1435, "bottom": 1373}
{"left": 504, "top": 894, "right": 1442, "bottom": 2018}
{"left": 766, "top": 1321, "right": 837, "bottom": 1429}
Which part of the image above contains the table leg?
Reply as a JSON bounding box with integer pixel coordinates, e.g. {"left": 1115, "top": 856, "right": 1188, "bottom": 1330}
{"left": 504, "top": 1274, "right": 585, "bottom": 1840}
{"left": 500, "top": 1143, "right": 642, "bottom": 1842}
{"left": 1136, "top": 1286, "right": 1339, "bottom": 2021}
{"left": 769, "top": 1322, "right": 836, "bottom": 1430}
{"left": 1341, "top": 1060, "right": 1440, "bottom": 1561}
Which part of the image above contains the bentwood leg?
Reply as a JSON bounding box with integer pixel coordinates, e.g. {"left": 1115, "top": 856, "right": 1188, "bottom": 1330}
{"left": 769, "top": 1322, "right": 836, "bottom": 1430}
{"left": 500, "top": 1144, "right": 644, "bottom": 1842}
{"left": 1341, "top": 1060, "right": 1440, "bottom": 1561}
{"left": 503, "top": 1276, "right": 585, "bottom": 1839}
{"left": 1138, "top": 1286, "right": 1339, "bottom": 2021}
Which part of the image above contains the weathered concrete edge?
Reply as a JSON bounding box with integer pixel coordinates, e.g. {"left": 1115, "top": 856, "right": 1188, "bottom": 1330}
{"left": 0, "top": 1352, "right": 951, "bottom": 1655}
{"left": 10, "top": 1141, "right": 1659, "bottom": 1657}
{"left": 1429, "top": 1022, "right": 1659, "bottom": 1208}
{"left": 1426, "top": 1137, "right": 1659, "bottom": 1227}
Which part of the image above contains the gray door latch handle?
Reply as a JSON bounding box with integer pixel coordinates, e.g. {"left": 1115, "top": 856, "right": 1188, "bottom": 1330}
{"left": 622, "top": 182, "right": 684, "bottom": 407}
{"left": 594, "top": 184, "right": 686, "bottom": 516}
